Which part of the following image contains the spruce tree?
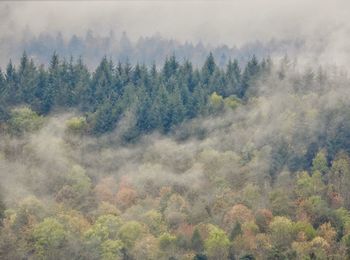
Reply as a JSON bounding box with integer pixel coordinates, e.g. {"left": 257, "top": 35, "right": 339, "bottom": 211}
{"left": 191, "top": 228, "right": 204, "bottom": 253}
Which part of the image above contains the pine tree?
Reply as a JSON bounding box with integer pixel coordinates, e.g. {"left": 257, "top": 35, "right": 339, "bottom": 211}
{"left": 226, "top": 59, "right": 241, "bottom": 97}
{"left": 90, "top": 57, "right": 114, "bottom": 110}
{"left": 75, "top": 57, "right": 92, "bottom": 111}
{"left": 48, "top": 52, "right": 61, "bottom": 108}
{"left": 18, "top": 52, "right": 38, "bottom": 104}
{"left": 90, "top": 101, "right": 121, "bottom": 135}
{"left": 0, "top": 191, "right": 5, "bottom": 224}
{"left": 239, "top": 55, "right": 260, "bottom": 98}
{"left": 0, "top": 69, "right": 5, "bottom": 98}
{"left": 5, "top": 60, "right": 19, "bottom": 104}
{"left": 191, "top": 228, "right": 204, "bottom": 253}
{"left": 34, "top": 65, "right": 51, "bottom": 114}
{"left": 201, "top": 52, "right": 216, "bottom": 85}
{"left": 230, "top": 222, "right": 242, "bottom": 241}
{"left": 163, "top": 55, "right": 178, "bottom": 80}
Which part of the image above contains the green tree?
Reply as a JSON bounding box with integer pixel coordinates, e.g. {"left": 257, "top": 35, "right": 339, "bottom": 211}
{"left": 18, "top": 52, "right": 37, "bottom": 105}
{"left": 0, "top": 191, "right": 5, "bottom": 224}
{"left": 295, "top": 171, "right": 325, "bottom": 198}
{"left": 230, "top": 222, "right": 242, "bottom": 241}
{"left": 118, "top": 221, "right": 145, "bottom": 250}
{"left": 159, "top": 232, "right": 177, "bottom": 257}
{"left": 66, "top": 116, "right": 87, "bottom": 135}
{"left": 269, "top": 216, "right": 294, "bottom": 250}
{"left": 204, "top": 225, "right": 230, "bottom": 260}
{"left": 202, "top": 53, "right": 216, "bottom": 85}
{"left": 192, "top": 227, "right": 204, "bottom": 253}
{"left": 163, "top": 55, "right": 179, "bottom": 80}
{"left": 8, "top": 107, "right": 43, "bottom": 136}
{"left": 85, "top": 214, "right": 122, "bottom": 243}
{"left": 239, "top": 55, "right": 260, "bottom": 98}
{"left": 343, "top": 233, "right": 350, "bottom": 258}
{"left": 48, "top": 52, "right": 61, "bottom": 108}
{"left": 4, "top": 60, "right": 19, "bottom": 104}
{"left": 330, "top": 153, "right": 350, "bottom": 207}
{"left": 209, "top": 92, "right": 224, "bottom": 113}
{"left": 101, "top": 239, "right": 124, "bottom": 260}
{"left": 312, "top": 150, "right": 329, "bottom": 177}
{"left": 33, "top": 65, "right": 50, "bottom": 114}
{"left": 226, "top": 59, "right": 241, "bottom": 97}
{"left": 32, "top": 218, "right": 67, "bottom": 259}
{"left": 142, "top": 210, "right": 165, "bottom": 236}
{"left": 89, "top": 101, "right": 121, "bottom": 135}
{"left": 89, "top": 57, "right": 115, "bottom": 110}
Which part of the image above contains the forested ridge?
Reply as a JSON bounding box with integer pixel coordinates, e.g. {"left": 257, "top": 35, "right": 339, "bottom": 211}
{"left": 0, "top": 30, "right": 303, "bottom": 68}
{"left": 2, "top": 51, "right": 350, "bottom": 259}
{"left": 0, "top": 52, "right": 263, "bottom": 139}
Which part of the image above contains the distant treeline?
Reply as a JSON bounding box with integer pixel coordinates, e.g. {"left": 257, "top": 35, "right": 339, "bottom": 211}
{"left": 0, "top": 52, "right": 269, "bottom": 139}
{"left": 2, "top": 31, "right": 304, "bottom": 68}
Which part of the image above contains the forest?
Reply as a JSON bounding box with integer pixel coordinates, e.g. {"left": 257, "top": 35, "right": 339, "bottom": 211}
{"left": 1, "top": 48, "right": 350, "bottom": 260}
{"left": 0, "top": 52, "right": 262, "bottom": 139}
{"left": 0, "top": 29, "right": 304, "bottom": 68}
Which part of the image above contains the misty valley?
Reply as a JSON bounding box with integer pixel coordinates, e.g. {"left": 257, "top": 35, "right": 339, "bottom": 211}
{"left": 1, "top": 1, "right": 350, "bottom": 260}
{"left": 1, "top": 49, "right": 350, "bottom": 260}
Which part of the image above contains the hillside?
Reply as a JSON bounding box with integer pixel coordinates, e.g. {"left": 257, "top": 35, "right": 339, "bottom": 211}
{"left": 1, "top": 53, "right": 350, "bottom": 259}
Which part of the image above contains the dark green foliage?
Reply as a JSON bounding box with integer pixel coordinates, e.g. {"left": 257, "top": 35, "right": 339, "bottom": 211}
{"left": 0, "top": 193, "right": 4, "bottom": 224}
{"left": 2, "top": 52, "right": 350, "bottom": 171}
{"left": 202, "top": 52, "right": 216, "bottom": 82}
{"left": 267, "top": 246, "right": 290, "bottom": 260}
{"left": 5, "top": 60, "right": 19, "bottom": 105}
{"left": 88, "top": 101, "right": 122, "bottom": 135}
{"left": 228, "top": 245, "right": 236, "bottom": 260}
{"left": 191, "top": 228, "right": 204, "bottom": 252}
{"left": 0, "top": 52, "right": 266, "bottom": 139}
{"left": 18, "top": 52, "right": 37, "bottom": 104}
{"left": 3, "top": 49, "right": 350, "bottom": 260}
{"left": 240, "top": 254, "right": 255, "bottom": 260}
{"left": 344, "top": 234, "right": 350, "bottom": 257}
{"left": 226, "top": 59, "right": 241, "bottom": 97}
{"left": 193, "top": 253, "right": 208, "bottom": 260}
{"left": 324, "top": 107, "right": 350, "bottom": 161}
{"left": 230, "top": 222, "right": 242, "bottom": 241}
{"left": 0, "top": 105, "right": 9, "bottom": 122}
{"left": 269, "top": 139, "right": 290, "bottom": 181}
{"left": 239, "top": 55, "right": 260, "bottom": 98}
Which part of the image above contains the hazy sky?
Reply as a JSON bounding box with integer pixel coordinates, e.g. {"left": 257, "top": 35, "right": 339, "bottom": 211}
{"left": 1, "top": 1, "right": 349, "bottom": 46}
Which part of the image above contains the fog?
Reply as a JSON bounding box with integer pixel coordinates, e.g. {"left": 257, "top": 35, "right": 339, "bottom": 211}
{"left": 0, "top": 0, "right": 350, "bottom": 67}
{"left": 2, "top": 2, "right": 350, "bottom": 258}
{"left": 0, "top": 59, "right": 348, "bottom": 206}
{"left": 0, "top": 1, "right": 347, "bottom": 45}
